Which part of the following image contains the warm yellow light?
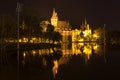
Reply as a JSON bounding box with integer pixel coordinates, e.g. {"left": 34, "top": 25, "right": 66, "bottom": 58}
{"left": 52, "top": 60, "right": 58, "bottom": 78}
{"left": 45, "top": 49, "right": 49, "bottom": 54}
{"left": 9, "top": 40, "right": 14, "bottom": 42}
{"left": 83, "top": 46, "right": 92, "bottom": 60}
{"left": 23, "top": 52, "right": 26, "bottom": 57}
{"left": 72, "top": 43, "right": 82, "bottom": 55}
{"left": 79, "top": 43, "right": 84, "bottom": 46}
{"left": 83, "top": 29, "right": 91, "bottom": 37}
{"left": 43, "top": 58, "right": 47, "bottom": 66}
{"left": 72, "top": 29, "right": 81, "bottom": 42}
{"left": 32, "top": 37, "right": 36, "bottom": 40}
{"left": 23, "top": 37, "right": 28, "bottom": 42}
{"left": 19, "top": 39, "right": 22, "bottom": 42}
{"left": 83, "top": 46, "right": 92, "bottom": 55}
{"left": 51, "top": 19, "right": 58, "bottom": 27}
{"left": 93, "top": 45, "right": 98, "bottom": 50}
{"left": 50, "top": 48, "right": 53, "bottom": 53}
{"left": 83, "top": 31, "right": 87, "bottom": 37}
{"left": 93, "top": 34, "right": 99, "bottom": 38}
{"left": 32, "top": 50, "right": 36, "bottom": 55}
{"left": 39, "top": 50, "right": 42, "bottom": 55}
{"left": 51, "top": 8, "right": 58, "bottom": 28}
{"left": 78, "top": 39, "right": 84, "bottom": 42}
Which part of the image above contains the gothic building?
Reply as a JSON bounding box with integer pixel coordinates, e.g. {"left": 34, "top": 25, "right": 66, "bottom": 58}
{"left": 50, "top": 8, "right": 93, "bottom": 43}
{"left": 51, "top": 8, "right": 72, "bottom": 43}
{"left": 51, "top": 8, "right": 71, "bottom": 31}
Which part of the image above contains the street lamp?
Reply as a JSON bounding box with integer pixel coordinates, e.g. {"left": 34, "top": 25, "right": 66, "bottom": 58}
{"left": 16, "top": 2, "right": 22, "bottom": 80}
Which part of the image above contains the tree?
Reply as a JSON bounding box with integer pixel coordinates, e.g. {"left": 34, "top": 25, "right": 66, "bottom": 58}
{"left": 40, "top": 21, "right": 49, "bottom": 32}
{"left": 52, "top": 31, "right": 62, "bottom": 43}
{"left": 45, "top": 24, "right": 55, "bottom": 42}
{"left": 21, "top": 15, "right": 42, "bottom": 43}
{"left": 0, "top": 14, "right": 17, "bottom": 39}
{"left": 20, "top": 6, "right": 45, "bottom": 43}
{"left": 39, "top": 21, "right": 49, "bottom": 43}
{"left": 46, "top": 24, "right": 54, "bottom": 33}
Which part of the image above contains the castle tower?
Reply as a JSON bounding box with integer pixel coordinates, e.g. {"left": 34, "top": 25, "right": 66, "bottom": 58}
{"left": 84, "top": 18, "right": 87, "bottom": 26}
{"left": 82, "top": 18, "right": 89, "bottom": 29}
{"left": 51, "top": 8, "right": 58, "bottom": 30}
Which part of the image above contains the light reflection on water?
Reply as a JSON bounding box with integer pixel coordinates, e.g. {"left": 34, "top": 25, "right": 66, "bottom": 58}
{"left": 20, "top": 43, "right": 105, "bottom": 78}
{"left": 1, "top": 43, "right": 120, "bottom": 80}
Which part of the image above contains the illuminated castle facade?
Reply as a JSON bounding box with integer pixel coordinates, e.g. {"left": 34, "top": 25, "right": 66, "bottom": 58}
{"left": 51, "top": 8, "right": 71, "bottom": 31}
{"left": 6, "top": 8, "right": 99, "bottom": 43}
{"left": 51, "top": 9, "right": 72, "bottom": 43}
{"left": 50, "top": 9, "right": 94, "bottom": 43}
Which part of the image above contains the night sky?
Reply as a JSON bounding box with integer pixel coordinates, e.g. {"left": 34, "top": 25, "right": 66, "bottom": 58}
{"left": 0, "top": 0, "right": 120, "bottom": 30}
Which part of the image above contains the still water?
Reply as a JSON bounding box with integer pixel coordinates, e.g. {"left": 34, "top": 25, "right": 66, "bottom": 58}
{"left": 0, "top": 43, "right": 120, "bottom": 80}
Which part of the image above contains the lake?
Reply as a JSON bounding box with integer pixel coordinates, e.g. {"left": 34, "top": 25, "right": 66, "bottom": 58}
{"left": 0, "top": 43, "right": 120, "bottom": 80}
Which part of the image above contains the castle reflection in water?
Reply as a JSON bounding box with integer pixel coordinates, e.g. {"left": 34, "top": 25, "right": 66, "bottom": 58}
{"left": 20, "top": 43, "right": 106, "bottom": 78}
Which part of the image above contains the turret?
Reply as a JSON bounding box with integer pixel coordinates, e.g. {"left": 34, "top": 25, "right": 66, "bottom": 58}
{"left": 51, "top": 8, "right": 58, "bottom": 27}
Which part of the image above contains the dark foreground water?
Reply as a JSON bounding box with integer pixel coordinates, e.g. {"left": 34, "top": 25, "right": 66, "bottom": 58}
{"left": 0, "top": 43, "right": 120, "bottom": 80}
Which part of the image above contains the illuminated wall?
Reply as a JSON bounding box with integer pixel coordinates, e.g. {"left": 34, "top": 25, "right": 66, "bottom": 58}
{"left": 72, "top": 29, "right": 81, "bottom": 42}
{"left": 62, "top": 30, "right": 72, "bottom": 43}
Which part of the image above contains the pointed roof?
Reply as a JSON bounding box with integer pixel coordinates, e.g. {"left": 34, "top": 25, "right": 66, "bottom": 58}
{"left": 51, "top": 8, "right": 58, "bottom": 18}
{"left": 84, "top": 17, "right": 87, "bottom": 25}
{"left": 53, "top": 8, "right": 56, "bottom": 14}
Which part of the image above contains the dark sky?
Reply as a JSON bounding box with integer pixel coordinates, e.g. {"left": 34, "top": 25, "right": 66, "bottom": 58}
{"left": 0, "top": 0, "right": 120, "bottom": 30}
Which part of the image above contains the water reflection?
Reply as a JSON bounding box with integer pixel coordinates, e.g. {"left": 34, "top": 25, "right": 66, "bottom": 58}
{"left": 52, "top": 60, "right": 58, "bottom": 78}
{"left": 72, "top": 43, "right": 103, "bottom": 62}
{"left": 20, "top": 43, "right": 105, "bottom": 78}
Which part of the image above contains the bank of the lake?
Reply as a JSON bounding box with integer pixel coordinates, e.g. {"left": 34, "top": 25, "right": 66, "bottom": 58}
{"left": 2, "top": 43, "right": 61, "bottom": 51}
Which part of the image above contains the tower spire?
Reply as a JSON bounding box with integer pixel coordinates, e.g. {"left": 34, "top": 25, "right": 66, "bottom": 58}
{"left": 84, "top": 17, "right": 87, "bottom": 25}
{"left": 51, "top": 8, "right": 58, "bottom": 28}
{"left": 53, "top": 8, "right": 55, "bottom": 13}
{"left": 52, "top": 8, "right": 58, "bottom": 18}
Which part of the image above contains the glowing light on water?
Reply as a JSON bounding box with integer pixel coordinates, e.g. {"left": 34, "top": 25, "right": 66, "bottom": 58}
{"left": 52, "top": 60, "right": 58, "bottom": 78}
{"left": 23, "top": 52, "right": 26, "bottom": 57}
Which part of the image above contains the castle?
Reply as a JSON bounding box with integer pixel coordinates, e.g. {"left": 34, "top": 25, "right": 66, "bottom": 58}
{"left": 51, "top": 8, "right": 71, "bottom": 31}
{"left": 5, "top": 8, "right": 99, "bottom": 43}
{"left": 50, "top": 8, "right": 93, "bottom": 43}
{"left": 50, "top": 8, "right": 72, "bottom": 43}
